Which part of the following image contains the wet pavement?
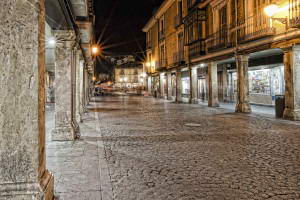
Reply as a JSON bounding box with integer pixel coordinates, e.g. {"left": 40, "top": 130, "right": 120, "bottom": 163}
{"left": 46, "top": 96, "right": 300, "bottom": 200}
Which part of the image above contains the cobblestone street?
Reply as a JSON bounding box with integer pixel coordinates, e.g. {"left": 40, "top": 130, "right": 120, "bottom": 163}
{"left": 47, "top": 96, "right": 300, "bottom": 200}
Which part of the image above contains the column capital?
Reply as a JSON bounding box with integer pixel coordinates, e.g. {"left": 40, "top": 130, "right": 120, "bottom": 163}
{"left": 235, "top": 54, "right": 249, "bottom": 61}
{"left": 53, "top": 30, "right": 77, "bottom": 49}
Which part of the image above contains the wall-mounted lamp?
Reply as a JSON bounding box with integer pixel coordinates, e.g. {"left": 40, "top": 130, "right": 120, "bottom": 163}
{"left": 48, "top": 37, "right": 56, "bottom": 47}
{"left": 264, "top": 4, "right": 288, "bottom": 29}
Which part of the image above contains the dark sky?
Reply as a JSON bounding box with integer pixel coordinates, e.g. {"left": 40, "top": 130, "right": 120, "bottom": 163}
{"left": 94, "top": 0, "right": 164, "bottom": 58}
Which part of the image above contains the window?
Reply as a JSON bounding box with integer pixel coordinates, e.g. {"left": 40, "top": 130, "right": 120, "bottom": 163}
{"left": 159, "top": 44, "right": 166, "bottom": 66}
{"left": 147, "top": 30, "right": 152, "bottom": 48}
{"left": 184, "top": 9, "right": 206, "bottom": 45}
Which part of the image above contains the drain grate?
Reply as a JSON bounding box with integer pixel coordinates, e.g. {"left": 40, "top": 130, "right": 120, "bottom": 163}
{"left": 184, "top": 123, "right": 202, "bottom": 127}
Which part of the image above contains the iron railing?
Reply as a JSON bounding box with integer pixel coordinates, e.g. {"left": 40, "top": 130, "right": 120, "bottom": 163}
{"left": 158, "top": 59, "right": 167, "bottom": 69}
{"left": 206, "top": 28, "right": 231, "bottom": 52}
{"left": 289, "top": 0, "right": 300, "bottom": 28}
{"left": 188, "top": 40, "right": 206, "bottom": 58}
{"left": 146, "top": 41, "right": 152, "bottom": 49}
{"left": 173, "top": 51, "right": 185, "bottom": 64}
{"left": 187, "top": 0, "right": 202, "bottom": 11}
{"left": 158, "top": 30, "right": 165, "bottom": 40}
{"left": 174, "top": 15, "right": 182, "bottom": 28}
{"left": 235, "top": 13, "right": 275, "bottom": 43}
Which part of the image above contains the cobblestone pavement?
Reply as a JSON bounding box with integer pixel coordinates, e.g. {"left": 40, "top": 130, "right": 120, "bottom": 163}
{"left": 47, "top": 96, "right": 300, "bottom": 200}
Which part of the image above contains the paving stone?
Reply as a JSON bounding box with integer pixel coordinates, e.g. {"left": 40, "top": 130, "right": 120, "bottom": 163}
{"left": 46, "top": 96, "right": 300, "bottom": 200}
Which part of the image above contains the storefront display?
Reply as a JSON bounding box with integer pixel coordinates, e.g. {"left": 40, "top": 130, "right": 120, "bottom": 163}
{"left": 228, "top": 65, "right": 284, "bottom": 105}
{"left": 181, "top": 71, "right": 190, "bottom": 98}
{"left": 197, "top": 67, "right": 208, "bottom": 101}
{"left": 171, "top": 73, "right": 176, "bottom": 97}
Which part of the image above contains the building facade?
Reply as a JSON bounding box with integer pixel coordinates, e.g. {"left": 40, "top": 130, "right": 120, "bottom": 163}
{"left": 143, "top": 0, "right": 300, "bottom": 121}
{"left": 0, "top": 0, "right": 95, "bottom": 199}
{"left": 114, "top": 64, "right": 144, "bottom": 89}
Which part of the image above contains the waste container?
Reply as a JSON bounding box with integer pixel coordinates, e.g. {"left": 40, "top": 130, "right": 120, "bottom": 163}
{"left": 275, "top": 95, "right": 285, "bottom": 118}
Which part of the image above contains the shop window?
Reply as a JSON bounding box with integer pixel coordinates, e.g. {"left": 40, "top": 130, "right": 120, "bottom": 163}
{"left": 249, "top": 69, "right": 271, "bottom": 95}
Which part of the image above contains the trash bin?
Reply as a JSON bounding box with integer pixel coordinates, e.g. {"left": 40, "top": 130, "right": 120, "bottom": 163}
{"left": 275, "top": 95, "right": 285, "bottom": 118}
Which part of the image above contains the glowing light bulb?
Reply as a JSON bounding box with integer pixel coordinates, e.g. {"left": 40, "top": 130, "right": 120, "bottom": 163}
{"left": 264, "top": 4, "right": 279, "bottom": 17}
{"left": 48, "top": 37, "right": 56, "bottom": 47}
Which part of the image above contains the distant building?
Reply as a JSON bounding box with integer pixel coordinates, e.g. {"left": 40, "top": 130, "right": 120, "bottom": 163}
{"left": 113, "top": 56, "right": 146, "bottom": 89}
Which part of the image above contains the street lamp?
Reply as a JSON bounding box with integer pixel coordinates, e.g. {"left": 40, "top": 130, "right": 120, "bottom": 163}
{"left": 91, "top": 45, "right": 100, "bottom": 56}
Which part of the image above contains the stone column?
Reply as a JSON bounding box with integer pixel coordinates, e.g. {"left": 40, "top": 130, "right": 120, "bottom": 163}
{"left": 148, "top": 76, "right": 152, "bottom": 95}
{"left": 235, "top": 55, "right": 252, "bottom": 113}
{"left": 208, "top": 62, "right": 219, "bottom": 107}
{"left": 167, "top": 72, "right": 172, "bottom": 100}
{"left": 81, "top": 65, "right": 87, "bottom": 113}
{"left": 191, "top": 67, "right": 198, "bottom": 103}
{"left": 75, "top": 50, "right": 83, "bottom": 122}
{"left": 71, "top": 46, "right": 80, "bottom": 134}
{"left": 283, "top": 46, "right": 300, "bottom": 120}
{"left": 222, "top": 65, "right": 228, "bottom": 102}
{"left": 78, "top": 59, "right": 85, "bottom": 121}
{"left": 0, "top": 0, "right": 54, "bottom": 199}
{"left": 176, "top": 69, "right": 182, "bottom": 103}
{"left": 51, "top": 30, "right": 78, "bottom": 141}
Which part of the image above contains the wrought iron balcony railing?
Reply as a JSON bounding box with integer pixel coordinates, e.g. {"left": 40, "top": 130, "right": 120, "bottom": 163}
{"left": 188, "top": 39, "right": 206, "bottom": 59}
{"left": 158, "top": 59, "right": 167, "bottom": 69}
{"left": 174, "top": 15, "right": 182, "bottom": 28}
{"left": 206, "top": 28, "right": 231, "bottom": 53}
{"left": 234, "top": 13, "right": 276, "bottom": 43}
{"left": 146, "top": 41, "right": 152, "bottom": 49}
{"left": 158, "top": 30, "right": 165, "bottom": 40}
{"left": 187, "top": 0, "right": 203, "bottom": 11}
{"left": 289, "top": 0, "right": 300, "bottom": 28}
{"left": 173, "top": 51, "right": 185, "bottom": 64}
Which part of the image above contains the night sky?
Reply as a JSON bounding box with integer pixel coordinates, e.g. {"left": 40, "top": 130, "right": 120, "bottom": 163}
{"left": 93, "top": 0, "right": 164, "bottom": 74}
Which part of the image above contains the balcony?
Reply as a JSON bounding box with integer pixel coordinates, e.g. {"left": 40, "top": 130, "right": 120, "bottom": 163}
{"left": 173, "top": 51, "right": 185, "bottom": 65}
{"left": 187, "top": 0, "right": 202, "bottom": 11}
{"left": 158, "top": 30, "right": 165, "bottom": 40}
{"left": 157, "top": 59, "right": 167, "bottom": 71}
{"left": 188, "top": 39, "right": 206, "bottom": 59}
{"left": 174, "top": 15, "right": 182, "bottom": 28}
{"left": 289, "top": 0, "right": 300, "bottom": 28}
{"left": 146, "top": 41, "right": 152, "bottom": 50}
{"left": 206, "top": 28, "right": 231, "bottom": 53}
{"left": 235, "top": 14, "right": 276, "bottom": 43}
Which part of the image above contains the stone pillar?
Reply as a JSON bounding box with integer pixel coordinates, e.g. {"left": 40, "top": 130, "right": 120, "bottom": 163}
{"left": 81, "top": 66, "right": 87, "bottom": 113}
{"left": 75, "top": 50, "right": 83, "bottom": 122}
{"left": 283, "top": 46, "right": 300, "bottom": 120}
{"left": 235, "top": 55, "right": 252, "bottom": 113}
{"left": 51, "top": 30, "right": 78, "bottom": 141}
{"left": 222, "top": 65, "right": 228, "bottom": 102}
{"left": 208, "top": 62, "right": 219, "bottom": 107}
{"left": 147, "top": 76, "right": 152, "bottom": 95}
{"left": 167, "top": 72, "right": 172, "bottom": 100}
{"left": 0, "top": 0, "right": 54, "bottom": 199}
{"left": 191, "top": 67, "right": 198, "bottom": 103}
{"left": 176, "top": 70, "right": 182, "bottom": 103}
{"left": 72, "top": 46, "right": 80, "bottom": 134}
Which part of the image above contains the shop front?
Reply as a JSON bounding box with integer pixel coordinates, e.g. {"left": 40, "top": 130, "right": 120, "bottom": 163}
{"left": 152, "top": 76, "right": 160, "bottom": 98}
{"left": 196, "top": 67, "right": 208, "bottom": 102}
{"left": 160, "top": 73, "right": 168, "bottom": 99}
{"left": 170, "top": 72, "right": 177, "bottom": 101}
{"left": 228, "top": 64, "right": 285, "bottom": 105}
{"left": 181, "top": 70, "right": 190, "bottom": 103}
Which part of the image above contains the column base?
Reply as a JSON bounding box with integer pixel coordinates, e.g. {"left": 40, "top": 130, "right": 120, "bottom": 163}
{"left": 51, "top": 125, "right": 76, "bottom": 141}
{"left": 283, "top": 109, "right": 300, "bottom": 121}
{"left": 235, "top": 103, "right": 252, "bottom": 113}
{"left": 72, "top": 120, "right": 81, "bottom": 139}
{"left": 208, "top": 102, "right": 220, "bottom": 107}
{"left": 0, "top": 170, "right": 54, "bottom": 200}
